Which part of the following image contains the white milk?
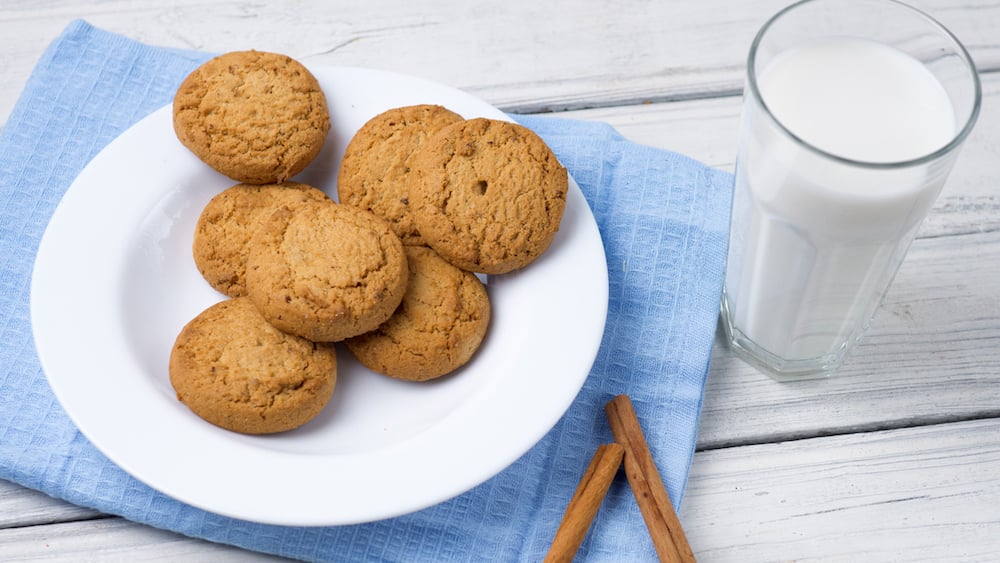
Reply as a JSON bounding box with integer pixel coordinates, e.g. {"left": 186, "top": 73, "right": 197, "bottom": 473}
{"left": 724, "top": 37, "right": 957, "bottom": 367}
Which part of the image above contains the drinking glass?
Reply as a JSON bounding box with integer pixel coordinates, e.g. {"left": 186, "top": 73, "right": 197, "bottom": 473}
{"left": 721, "top": 0, "right": 982, "bottom": 379}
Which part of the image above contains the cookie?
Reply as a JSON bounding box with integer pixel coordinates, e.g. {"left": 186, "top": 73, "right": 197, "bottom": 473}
{"left": 169, "top": 297, "right": 337, "bottom": 435}
{"left": 245, "top": 199, "right": 408, "bottom": 342}
{"left": 345, "top": 245, "right": 490, "bottom": 381}
{"left": 192, "top": 182, "right": 331, "bottom": 297}
{"left": 173, "top": 50, "right": 330, "bottom": 184}
{"left": 337, "top": 105, "right": 463, "bottom": 245}
{"left": 408, "top": 118, "right": 568, "bottom": 274}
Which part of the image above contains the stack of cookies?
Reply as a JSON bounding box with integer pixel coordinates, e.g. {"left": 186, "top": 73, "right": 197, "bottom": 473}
{"left": 167, "top": 51, "right": 568, "bottom": 436}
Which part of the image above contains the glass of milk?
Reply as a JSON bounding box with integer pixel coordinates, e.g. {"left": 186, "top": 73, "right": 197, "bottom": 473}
{"left": 721, "top": 0, "right": 981, "bottom": 379}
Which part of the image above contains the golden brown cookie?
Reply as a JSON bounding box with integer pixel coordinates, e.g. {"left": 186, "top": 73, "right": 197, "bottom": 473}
{"left": 192, "top": 182, "right": 331, "bottom": 297}
{"left": 169, "top": 297, "right": 337, "bottom": 435}
{"left": 408, "top": 118, "right": 568, "bottom": 274}
{"left": 345, "top": 245, "right": 490, "bottom": 381}
{"left": 173, "top": 50, "right": 330, "bottom": 184}
{"left": 245, "top": 199, "right": 408, "bottom": 342}
{"left": 337, "top": 105, "right": 463, "bottom": 246}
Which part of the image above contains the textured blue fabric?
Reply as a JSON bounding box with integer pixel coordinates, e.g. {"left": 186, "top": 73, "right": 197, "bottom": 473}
{"left": 0, "top": 20, "right": 732, "bottom": 562}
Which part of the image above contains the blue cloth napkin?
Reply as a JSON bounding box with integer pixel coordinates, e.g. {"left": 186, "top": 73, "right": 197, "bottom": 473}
{"left": 0, "top": 20, "right": 732, "bottom": 562}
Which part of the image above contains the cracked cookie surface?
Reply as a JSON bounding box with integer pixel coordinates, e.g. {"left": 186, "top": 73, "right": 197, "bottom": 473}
{"left": 345, "top": 245, "right": 490, "bottom": 381}
{"left": 408, "top": 117, "right": 568, "bottom": 274}
{"left": 173, "top": 50, "right": 330, "bottom": 184}
{"left": 337, "top": 104, "right": 463, "bottom": 246}
{"left": 193, "top": 182, "right": 330, "bottom": 297}
{"left": 169, "top": 297, "right": 337, "bottom": 434}
{"left": 245, "top": 199, "right": 408, "bottom": 342}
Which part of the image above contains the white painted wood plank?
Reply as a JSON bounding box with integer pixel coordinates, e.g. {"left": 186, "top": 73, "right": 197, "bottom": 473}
{"left": 2, "top": 419, "right": 997, "bottom": 561}
{"left": 0, "top": 2, "right": 997, "bottom": 560}
{"left": 700, "top": 229, "right": 1000, "bottom": 449}
{"left": 0, "top": 480, "right": 100, "bottom": 529}
{"left": 0, "top": 3, "right": 990, "bottom": 454}
{"left": 2, "top": 39, "right": 996, "bottom": 538}
{"left": 573, "top": 70, "right": 1000, "bottom": 239}
{"left": 3, "top": 0, "right": 993, "bottom": 463}
{"left": 679, "top": 418, "right": 1000, "bottom": 562}
{"left": 1, "top": 0, "right": 998, "bottom": 126}
{"left": 559, "top": 73, "right": 1000, "bottom": 449}
{"left": 0, "top": 517, "right": 291, "bottom": 562}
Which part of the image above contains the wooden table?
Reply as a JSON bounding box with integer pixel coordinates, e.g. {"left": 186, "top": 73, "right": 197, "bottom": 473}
{"left": 3, "top": 1, "right": 998, "bottom": 560}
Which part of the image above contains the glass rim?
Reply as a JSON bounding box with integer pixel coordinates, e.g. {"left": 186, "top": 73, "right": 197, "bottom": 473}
{"left": 747, "top": 0, "right": 983, "bottom": 170}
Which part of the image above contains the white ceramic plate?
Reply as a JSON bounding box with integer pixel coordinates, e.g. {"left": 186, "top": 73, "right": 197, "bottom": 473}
{"left": 31, "top": 66, "right": 608, "bottom": 526}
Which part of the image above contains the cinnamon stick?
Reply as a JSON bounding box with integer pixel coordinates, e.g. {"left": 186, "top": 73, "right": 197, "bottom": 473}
{"left": 605, "top": 394, "right": 696, "bottom": 563}
{"left": 544, "top": 442, "right": 625, "bottom": 563}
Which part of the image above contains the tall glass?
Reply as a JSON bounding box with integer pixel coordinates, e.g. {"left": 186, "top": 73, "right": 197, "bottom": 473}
{"left": 721, "top": 0, "right": 981, "bottom": 379}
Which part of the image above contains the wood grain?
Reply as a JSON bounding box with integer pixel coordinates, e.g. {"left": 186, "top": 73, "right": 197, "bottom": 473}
{"left": 580, "top": 71, "right": 1000, "bottom": 240}
{"left": 0, "top": 481, "right": 101, "bottom": 529}
{"left": 2, "top": 0, "right": 999, "bottom": 126}
{"left": 4, "top": 419, "right": 996, "bottom": 561}
{"left": 0, "top": 516, "right": 290, "bottom": 561}
{"left": 1, "top": 0, "right": 998, "bottom": 560}
{"left": 680, "top": 418, "right": 1000, "bottom": 561}
{"left": 697, "top": 228, "right": 1000, "bottom": 450}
